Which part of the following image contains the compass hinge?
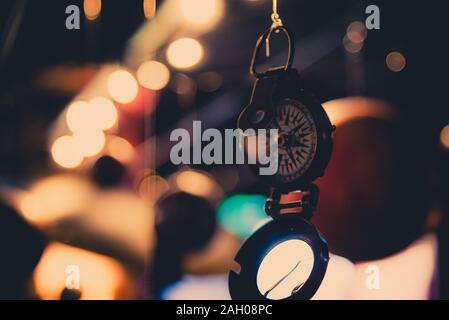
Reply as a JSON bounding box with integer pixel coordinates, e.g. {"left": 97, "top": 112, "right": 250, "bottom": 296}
{"left": 265, "top": 185, "right": 319, "bottom": 220}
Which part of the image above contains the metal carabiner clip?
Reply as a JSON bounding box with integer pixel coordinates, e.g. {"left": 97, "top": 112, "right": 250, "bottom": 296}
{"left": 250, "top": 25, "right": 295, "bottom": 78}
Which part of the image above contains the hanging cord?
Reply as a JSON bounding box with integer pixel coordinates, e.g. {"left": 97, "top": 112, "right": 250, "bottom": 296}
{"left": 271, "top": 0, "right": 283, "bottom": 29}
{"left": 266, "top": 0, "right": 283, "bottom": 57}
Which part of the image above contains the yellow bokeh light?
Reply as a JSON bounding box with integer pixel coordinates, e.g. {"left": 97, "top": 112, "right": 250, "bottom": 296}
{"left": 105, "top": 136, "right": 135, "bottom": 163}
{"left": 84, "top": 0, "right": 102, "bottom": 20}
{"left": 386, "top": 51, "right": 406, "bottom": 72}
{"left": 137, "top": 60, "right": 170, "bottom": 90}
{"left": 51, "top": 136, "right": 84, "bottom": 169}
{"left": 179, "top": 0, "right": 223, "bottom": 27}
{"left": 440, "top": 125, "right": 449, "bottom": 149}
{"left": 107, "top": 69, "right": 139, "bottom": 104}
{"left": 73, "top": 130, "right": 106, "bottom": 157}
{"left": 89, "top": 97, "right": 118, "bottom": 130}
{"left": 166, "top": 38, "right": 204, "bottom": 70}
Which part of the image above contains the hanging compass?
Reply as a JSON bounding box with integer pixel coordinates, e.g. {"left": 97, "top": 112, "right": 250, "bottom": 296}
{"left": 237, "top": 31, "right": 334, "bottom": 192}
{"left": 229, "top": 191, "right": 329, "bottom": 300}
{"left": 229, "top": 0, "right": 335, "bottom": 300}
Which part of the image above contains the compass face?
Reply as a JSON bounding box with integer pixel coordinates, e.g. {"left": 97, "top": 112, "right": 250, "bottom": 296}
{"left": 271, "top": 99, "right": 318, "bottom": 183}
{"left": 256, "top": 239, "right": 315, "bottom": 300}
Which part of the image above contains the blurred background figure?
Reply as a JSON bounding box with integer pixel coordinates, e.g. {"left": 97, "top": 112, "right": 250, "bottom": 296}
{"left": 148, "top": 192, "right": 218, "bottom": 298}
{"left": 314, "top": 97, "right": 440, "bottom": 299}
{"left": 0, "top": 200, "right": 47, "bottom": 299}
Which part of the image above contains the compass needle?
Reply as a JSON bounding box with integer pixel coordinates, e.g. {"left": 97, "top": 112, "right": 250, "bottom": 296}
{"left": 264, "top": 260, "right": 302, "bottom": 298}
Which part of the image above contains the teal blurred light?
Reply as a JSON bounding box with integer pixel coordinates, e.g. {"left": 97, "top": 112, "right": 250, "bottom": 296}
{"left": 217, "top": 194, "right": 270, "bottom": 239}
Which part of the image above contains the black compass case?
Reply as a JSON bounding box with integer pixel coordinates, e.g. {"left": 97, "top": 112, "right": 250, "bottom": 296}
{"left": 239, "top": 68, "right": 335, "bottom": 192}
{"left": 228, "top": 213, "right": 329, "bottom": 300}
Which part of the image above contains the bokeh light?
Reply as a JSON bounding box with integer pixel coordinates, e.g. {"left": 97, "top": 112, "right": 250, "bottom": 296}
{"left": 197, "top": 72, "right": 223, "bottom": 92}
{"left": 171, "top": 73, "right": 197, "bottom": 95}
{"left": 66, "top": 98, "right": 117, "bottom": 137}
{"left": 107, "top": 69, "right": 139, "bottom": 104}
{"left": 440, "top": 124, "right": 449, "bottom": 149}
{"left": 137, "top": 60, "right": 170, "bottom": 90}
{"left": 34, "top": 242, "right": 127, "bottom": 300}
{"left": 343, "top": 35, "right": 363, "bottom": 54}
{"left": 105, "top": 135, "right": 135, "bottom": 163}
{"left": 73, "top": 130, "right": 106, "bottom": 157}
{"left": 66, "top": 101, "right": 96, "bottom": 133}
{"left": 51, "top": 135, "right": 84, "bottom": 169}
{"left": 346, "top": 21, "right": 367, "bottom": 44}
{"left": 166, "top": 38, "right": 204, "bottom": 70}
{"left": 138, "top": 174, "right": 169, "bottom": 200}
{"left": 179, "top": 0, "right": 224, "bottom": 27}
{"left": 82, "top": 191, "right": 154, "bottom": 258}
{"left": 143, "top": 0, "right": 156, "bottom": 19}
{"left": 174, "top": 170, "right": 219, "bottom": 199}
{"left": 89, "top": 97, "right": 118, "bottom": 130}
{"left": 217, "top": 194, "right": 267, "bottom": 239}
{"left": 19, "top": 174, "right": 95, "bottom": 225}
{"left": 84, "top": 0, "right": 102, "bottom": 21}
{"left": 386, "top": 51, "right": 406, "bottom": 72}
{"left": 322, "top": 97, "right": 395, "bottom": 127}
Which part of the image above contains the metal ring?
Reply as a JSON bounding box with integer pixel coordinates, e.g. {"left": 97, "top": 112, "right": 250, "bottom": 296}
{"left": 250, "top": 26, "right": 295, "bottom": 78}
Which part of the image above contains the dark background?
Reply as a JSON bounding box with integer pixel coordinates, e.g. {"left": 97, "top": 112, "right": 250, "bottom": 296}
{"left": 1, "top": 0, "right": 448, "bottom": 298}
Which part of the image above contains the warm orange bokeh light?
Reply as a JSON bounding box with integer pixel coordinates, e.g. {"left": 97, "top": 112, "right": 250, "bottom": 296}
{"left": 386, "top": 51, "right": 406, "bottom": 72}
{"left": 51, "top": 135, "right": 84, "bottom": 169}
{"left": 346, "top": 21, "right": 367, "bottom": 44}
{"left": 66, "top": 100, "right": 95, "bottom": 133}
{"left": 34, "top": 242, "right": 127, "bottom": 300}
{"left": 19, "top": 174, "right": 95, "bottom": 225}
{"left": 197, "top": 72, "right": 223, "bottom": 92}
{"left": 138, "top": 174, "right": 169, "bottom": 200}
{"left": 143, "top": 0, "right": 156, "bottom": 19}
{"left": 73, "top": 130, "right": 106, "bottom": 157}
{"left": 67, "top": 98, "right": 118, "bottom": 133}
{"left": 166, "top": 38, "right": 204, "bottom": 70}
{"left": 175, "top": 170, "right": 217, "bottom": 198}
{"left": 322, "top": 97, "right": 395, "bottom": 127}
{"left": 343, "top": 35, "right": 363, "bottom": 54}
{"left": 84, "top": 0, "right": 102, "bottom": 21}
{"left": 137, "top": 60, "right": 170, "bottom": 90}
{"left": 89, "top": 97, "right": 118, "bottom": 130}
{"left": 82, "top": 191, "right": 154, "bottom": 258}
{"left": 107, "top": 69, "right": 139, "bottom": 104}
{"left": 179, "top": 0, "right": 224, "bottom": 27}
{"left": 440, "top": 124, "right": 449, "bottom": 149}
{"left": 105, "top": 136, "right": 135, "bottom": 163}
